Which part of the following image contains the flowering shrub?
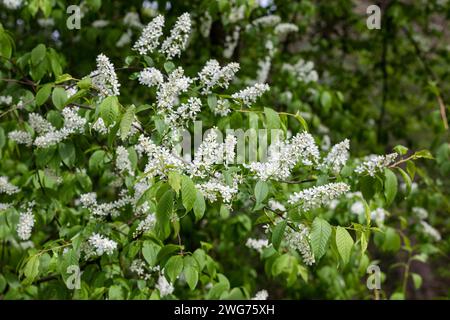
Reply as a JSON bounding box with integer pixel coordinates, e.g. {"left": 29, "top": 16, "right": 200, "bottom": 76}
{"left": 0, "top": 0, "right": 448, "bottom": 300}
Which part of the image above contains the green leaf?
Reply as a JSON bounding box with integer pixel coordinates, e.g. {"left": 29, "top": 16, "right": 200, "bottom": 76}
{"left": 254, "top": 180, "right": 269, "bottom": 205}
{"left": 384, "top": 168, "right": 398, "bottom": 206}
{"left": 397, "top": 167, "right": 412, "bottom": 195}
{"left": 35, "top": 84, "right": 53, "bottom": 106}
{"left": 0, "top": 32, "right": 13, "bottom": 59}
{"left": 23, "top": 256, "right": 40, "bottom": 285}
{"left": 193, "top": 190, "right": 206, "bottom": 221}
{"left": 88, "top": 150, "right": 107, "bottom": 172}
{"left": 382, "top": 227, "right": 401, "bottom": 252}
{"left": 264, "top": 107, "right": 281, "bottom": 129}
{"left": 164, "top": 61, "right": 175, "bottom": 73}
{"left": 108, "top": 285, "right": 124, "bottom": 300}
{"left": 77, "top": 77, "right": 92, "bottom": 89}
{"left": 411, "top": 273, "right": 422, "bottom": 289}
{"left": 207, "top": 95, "right": 217, "bottom": 110}
{"left": 156, "top": 189, "right": 173, "bottom": 239}
{"left": 272, "top": 220, "right": 287, "bottom": 250}
{"left": 310, "top": 217, "right": 332, "bottom": 261}
{"left": 294, "top": 111, "right": 309, "bottom": 131}
{"left": 320, "top": 91, "right": 332, "bottom": 110}
{"left": 168, "top": 172, "right": 182, "bottom": 194}
{"left": 98, "top": 96, "right": 120, "bottom": 126}
{"left": 31, "top": 44, "right": 46, "bottom": 65}
{"left": 52, "top": 87, "right": 68, "bottom": 110}
{"left": 120, "top": 105, "right": 135, "bottom": 140}
{"left": 184, "top": 266, "right": 198, "bottom": 290}
{"left": 393, "top": 145, "right": 408, "bottom": 155}
{"left": 413, "top": 149, "right": 434, "bottom": 160}
{"left": 165, "top": 255, "right": 183, "bottom": 283}
{"left": 58, "top": 142, "right": 76, "bottom": 167}
{"left": 0, "top": 127, "right": 5, "bottom": 151}
{"left": 55, "top": 74, "right": 73, "bottom": 84}
{"left": 335, "top": 226, "right": 354, "bottom": 265}
{"left": 142, "top": 241, "right": 160, "bottom": 267}
{"left": 181, "top": 175, "right": 196, "bottom": 212}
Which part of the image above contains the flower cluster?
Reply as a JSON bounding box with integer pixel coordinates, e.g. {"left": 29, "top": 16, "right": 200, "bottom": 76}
{"left": 246, "top": 132, "right": 320, "bottom": 181}
{"left": 138, "top": 67, "right": 164, "bottom": 87}
{"left": 2, "top": 0, "right": 22, "bottom": 10}
{"left": 196, "top": 173, "right": 239, "bottom": 205}
{"left": 252, "top": 290, "right": 269, "bottom": 300}
{"left": 288, "top": 182, "right": 350, "bottom": 211}
{"left": 116, "top": 146, "right": 134, "bottom": 176}
{"left": 89, "top": 54, "right": 121, "bottom": 98}
{"left": 0, "top": 95, "right": 13, "bottom": 105}
{"left": 133, "top": 15, "right": 165, "bottom": 55}
{"left": 155, "top": 274, "right": 174, "bottom": 297}
{"left": 321, "top": 139, "right": 350, "bottom": 173}
{"left": 135, "top": 134, "right": 185, "bottom": 178}
{"left": 231, "top": 83, "right": 270, "bottom": 107}
{"left": 161, "top": 13, "right": 191, "bottom": 59}
{"left": 197, "top": 60, "right": 240, "bottom": 94}
{"left": 34, "top": 107, "right": 86, "bottom": 148}
{"left": 87, "top": 233, "right": 118, "bottom": 256}
{"left": 0, "top": 176, "right": 20, "bottom": 195}
{"left": 16, "top": 205, "right": 35, "bottom": 240}
{"left": 79, "top": 191, "right": 131, "bottom": 217}
{"left": 355, "top": 153, "right": 398, "bottom": 176}
{"left": 285, "top": 224, "right": 315, "bottom": 265}
{"left": 134, "top": 213, "right": 157, "bottom": 237}
{"left": 246, "top": 238, "right": 269, "bottom": 253}
{"left": 282, "top": 59, "right": 319, "bottom": 83}
{"left": 8, "top": 130, "right": 33, "bottom": 146}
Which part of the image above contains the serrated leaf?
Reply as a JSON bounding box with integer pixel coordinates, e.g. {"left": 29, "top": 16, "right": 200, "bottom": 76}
{"left": 168, "top": 172, "right": 181, "bottom": 194}
{"left": 52, "top": 87, "right": 68, "bottom": 110}
{"left": 335, "top": 226, "right": 354, "bottom": 265}
{"left": 193, "top": 190, "right": 206, "bottom": 221}
{"left": 384, "top": 168, "right": 398, "bottom": 206}
{"left": 254, "top": 180, "right": 269, "bottom": 205}
{"left": 23, "top": 256, "right": 40, "bottom": 285}
{"left": 310, "top": 217, "right": 332, "bottom": 261}
{"left": 31, "top": 44, "right": 46, "bottom": 65}
{"left": 184, "top": 266, "right": 198, "bottom": 290}
{"left": 264, "top": 107, "right": 281, "bottom": 129}
{"left": 120, "top": 105, "right": 135, "bottom": 140}
{"left": 35, "top": 84, "right": 53, "bottom": 106}
{"left": 181, "top": 175, "right": 196, "bottom": 212}
{"left": 58, "top": 142, "right": 76, "bottom": 167}
{"left": 142, "top": 241, "right": 160, "bottom": 267}
{"left": 156, "top": 189, "right": 173, "bottom": 239}
{"left": 272, "top": 220, "right": 287, "bottom": 250}
{"left": 165, "top": 255, "right": 183, "bottom": 283}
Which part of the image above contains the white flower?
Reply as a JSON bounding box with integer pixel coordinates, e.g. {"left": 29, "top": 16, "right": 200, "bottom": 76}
{"left": 282, "top": 59, "right": 319, "bottom": 83}
{"left": 321, "top": 139, "right": 350, "bottom": 173}
{"left": 285, "top": 224, "right": 315, "bottom": 265}
{"left": 252, "top": 289, "right": 269, "bottom": 300}
{"left": 232, "top": 83, "right": 269, "bottom": 107}
{"left": 288, "top": 182, "right": 350, "bottom": 211}
{"left": 134, "top": 213, "right": 157, "bottom": 237}
{"left": 224, "top": 134, "right": 237, "bottom": 166}
{"left": 17, "top": 207, "right": 34, "bottom": 240}
{"left": 29, "top": 113, "right": 54, "bottom": 134}
{"left": 351, "top": 201, "right": 365, "bottom": 215}
{"left": 88, "top": 233, "right": 118, "bottom": 256}
{"left": 0, "top": 95, "right": 13, "bottom": 105}
{"left": 123, "top": 12, "right": 142, "bottom": 29}
{"left": 133, "top": 15, "right": 165, "bottom": 55}
{"left": 8, "top": 130, "right": 33, "bottom": 146}
{"left": 214, "top": 99, "right": 231, "bottom": 116}
{"left": 116, "top": 29, "right": 132, "bottom": 48}
{"left": 196, "top": 174, "right": 239, "bottom": 204}
{"left": 136, "top": 134, "right": 185, "bottom": 178}
{"left": 420, "top": 221, "right": 441, "bottom": 241}
{"left": 412, "top": 207, "right": 428, "bottom": 220}
{"left": 223, "top": 26, "right": 240, "bottom": 59}
{"left": 370, "top": 208, "right": 387, "bottom": 224}
{"left": 0, "top": 176, "right": 20, "bottom": 195}
{"left": 92, "top": 117, "right": 108, "bottom": 134}
{"left": 190, "top": 130, "right": 223, "bottom": 177}
{"left": 268, "top": 199, "right": 286, "bottom": 212}
{"left": 246, "top": 132, "right": 320, "bottom": 181}
{"left": 161, "top": 13, "right": 191, "bottom": 59}
{"left": 197, "top": 60, "right": 240, "bottom": 94}
{"left": 2, "top": 0, "right": 22, "bottom": 10}
{"left": 165, "top": 97, "right": 202, "bottom": 128}
{"left": 274, "top": 23, "right": 299, "bottom": 36}
{"left": 156, "top": 274, "right": 174, "bottom": 297}
{"left": 199, "top": 12, "right": 212, "bottom": 38}
{"left": 246, "top": 238, "right": 269, "bottom": 253}
{"left": 0, "top": 203, "right": 11, "bottom": 210}
{"left": 34, "top": 107, "right": 86, "bottom": 148}
{"left": 251, "top": 15, "right": 281, "bottom": 28}
{"left": 37, "top": 18, "right": 55, "bottom": 27}
{"left": 116, "top": 146, "right": 134, "bottom": 176}
{"left": 138, "top": 67, "right": 164, "bottom": 87}
{"left": 355, "top": 153, "right": 398, "bottom": 177}
{"left": 89, "top": 54, "right": 121, "bottom": 98}
{"left": 156, "top": 67, "right": 192, "bottom": 111}
{"left": 255, "top": 57, "right": 271, "bottom": 84}
{"left": 79, "top": 190, "right": 132, "bottom": 217}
